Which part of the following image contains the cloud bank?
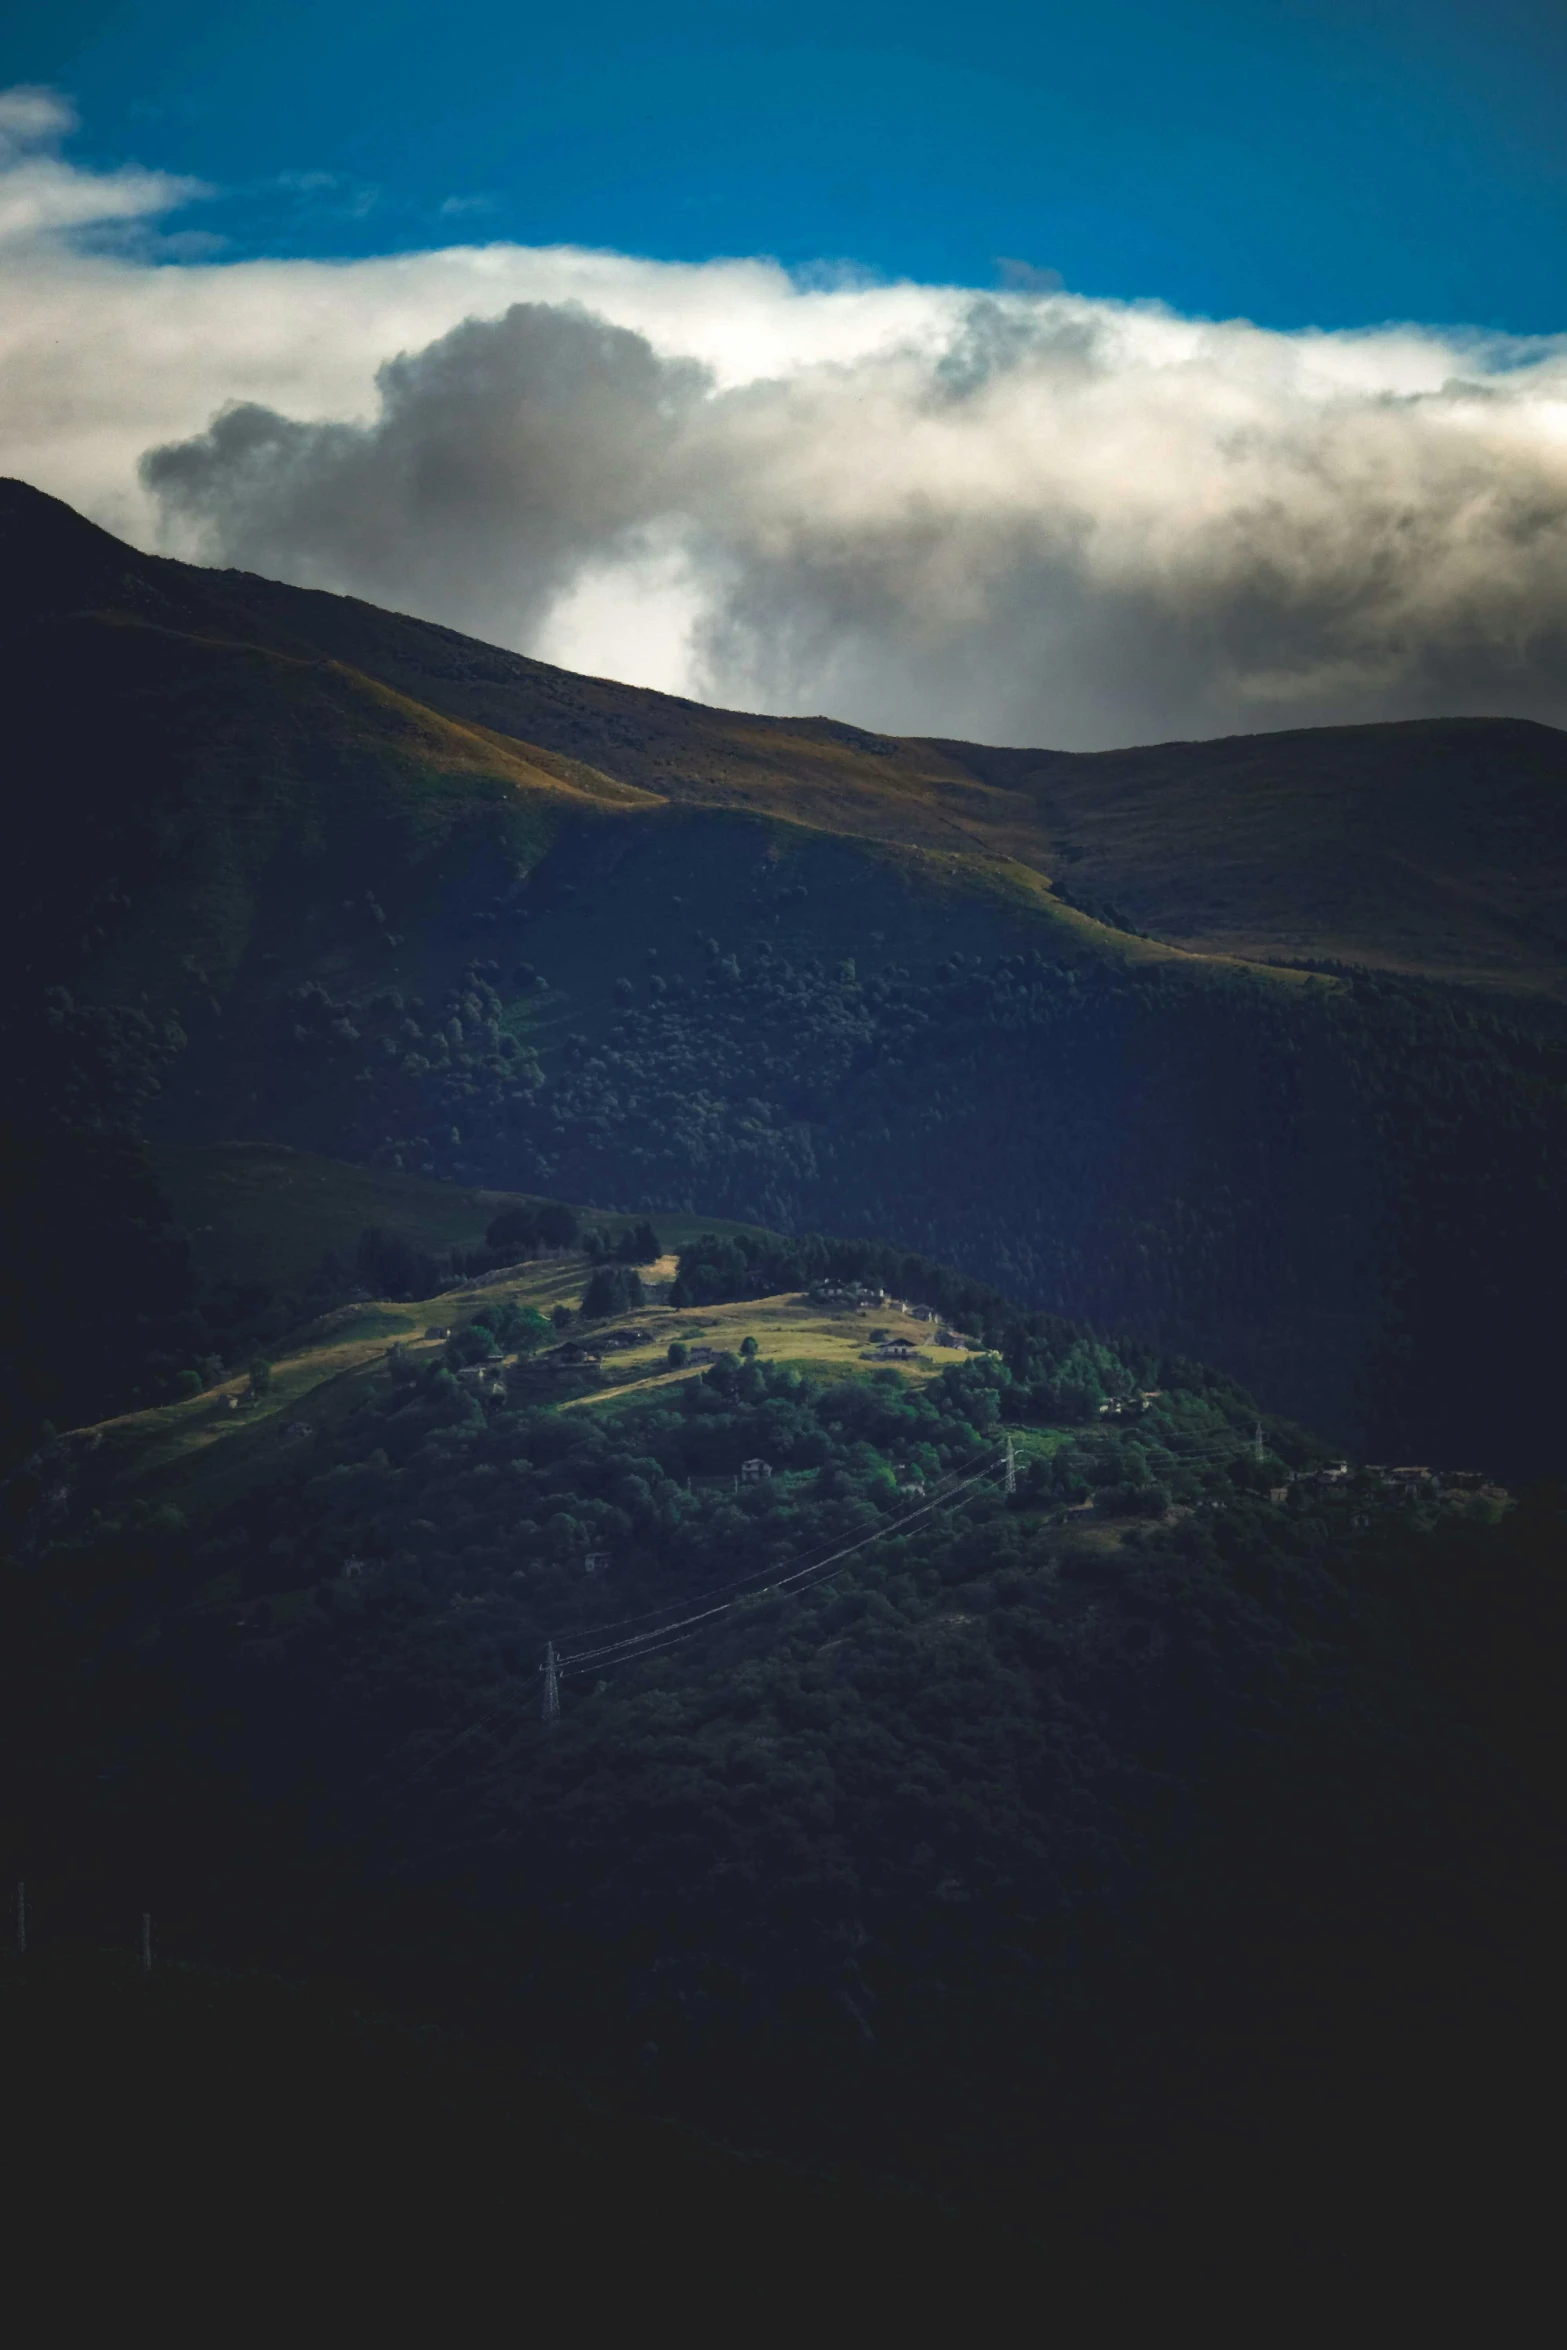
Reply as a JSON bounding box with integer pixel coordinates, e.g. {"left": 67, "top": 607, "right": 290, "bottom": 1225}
{"left": 8, "top": 89, "right": 1567, "bottom": 746}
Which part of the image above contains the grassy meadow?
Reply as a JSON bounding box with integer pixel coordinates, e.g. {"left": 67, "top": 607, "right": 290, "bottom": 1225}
{"left": 71, "top": 1220, "right": 984, "bottom": 1523}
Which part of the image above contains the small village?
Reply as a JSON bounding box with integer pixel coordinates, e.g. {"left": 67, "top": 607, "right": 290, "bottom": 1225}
{"left": 805, "top": 1278, "right": 981, "bottom": 1360}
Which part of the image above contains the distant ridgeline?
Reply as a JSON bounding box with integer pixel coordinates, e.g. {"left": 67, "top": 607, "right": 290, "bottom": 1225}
{"left": 4, "top": 478, "right": 1567, "bottom": 1481}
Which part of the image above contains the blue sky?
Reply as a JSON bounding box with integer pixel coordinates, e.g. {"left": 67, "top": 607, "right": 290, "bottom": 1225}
{"left": 10, "top": 0, "right": 1567, "bottom": 332}
{"left": 7, "top": 1, "right": 1567, "bottom": 746}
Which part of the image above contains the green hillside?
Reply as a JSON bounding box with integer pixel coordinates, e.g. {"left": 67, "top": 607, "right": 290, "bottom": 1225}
{"left": 148, "top": 1140, "right": 771, "bottom": 1298}
{"left": 944, "top": 718, "right": 1567, "bottom": 995}
{"left": 172, "top": 505, "right": 1567, "bottom": 999}
{"left": 7, "top": 475, "right": 1566, "bottom": 994}
{"left": 62, "top": 1246, "right": 984, "bottom": 1526}
{"left": 6, "top": 479, "right": 1563, "bottom": 2277}
{"left": 6, "top": 607, "right": 652, "bottom": 1022}
{"left": 6, "top": 1204, "right": 1557, "bottom": 2256}
{"left": 5, "top": 477, "right": 1566, "bottom": 1481}
{"left": 148, "top": 1143, "right": 528, "bottom": 1296}
{"left": 0, "top": 1132, "right": 776, "bottom": 1455}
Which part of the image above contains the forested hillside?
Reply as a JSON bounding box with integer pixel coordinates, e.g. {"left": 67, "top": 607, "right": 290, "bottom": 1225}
{"left": 5, "top": 475, "right": 1565, "bottom": 1479}
{"left": 4, "top": 1228, "right": 1559, "bottom": 2246}
{"left": 36, "top": 879, "right": 1559, "bottom": 1477}
{"left": 233, "top": 898, "right": 1553, "bottom": 1478}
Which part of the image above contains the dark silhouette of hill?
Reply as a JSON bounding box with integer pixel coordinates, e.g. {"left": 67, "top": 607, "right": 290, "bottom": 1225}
{"left": 946, "top": 718, "right": 1567, "bottom": 993}
{"left": 6, "top": 475, "right": 1566, "bottom": 992}
{"left": 3, "top": 478, "right": 1563, "bottom": 2274}
{"left": 5, "top": 1220, "right": 1561, "bottom": 2290}
{"left": 3, "top": 477, "right": 1565, "bottom": 1480}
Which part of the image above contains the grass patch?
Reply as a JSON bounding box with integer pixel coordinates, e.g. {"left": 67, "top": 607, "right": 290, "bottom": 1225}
{"left": 562, "top": 1292, "right": 974, "bottom": 1410}
{"left": 72, "top": 1263, "right": 985, "bottom": 1518}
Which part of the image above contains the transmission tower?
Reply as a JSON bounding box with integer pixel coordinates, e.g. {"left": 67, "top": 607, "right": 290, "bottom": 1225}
{"left": 1003, "top": 1435, "right": 1017, "bottom": 1496}
{"left": 1253, "top": 1420, "right": 1265, "bottom": 1465}
{"left": 542, "top": 1641, "right": 561, "bottom": 1728}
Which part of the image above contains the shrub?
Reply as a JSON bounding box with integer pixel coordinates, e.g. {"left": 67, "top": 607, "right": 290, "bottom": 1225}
{"left": 583, "top": 1265, "right": 645, "bottom": 1319}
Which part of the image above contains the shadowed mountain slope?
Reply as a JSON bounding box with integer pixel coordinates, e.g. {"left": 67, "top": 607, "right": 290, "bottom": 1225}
{"left": 6, "top": 476, "right": 1566, "bottom": 994}
{"left": 4, "top": 478, "right": 1566, "bottom": 1480}
{"left": 0, "top": 478, "right": 1177, "bottom": 1033}
{"left": 946, "top": 720, "right": 1567, "bottom": 993}
{"left": 6, "top": 483, "right": 1564, "bottom": 2284}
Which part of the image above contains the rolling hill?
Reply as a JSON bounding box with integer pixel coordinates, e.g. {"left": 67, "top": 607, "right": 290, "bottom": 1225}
{"left": 5, "top": 478, "right": 1562, "bottom": 2288}
{"left": 7, "top": 474, "right": 1567, "bottom": 993}
{"left": 4, "top": 476, "right": 1565, "bottom": 1480}
{"left": 6, "top": 1203, "right": 1558, "bottom": 2271}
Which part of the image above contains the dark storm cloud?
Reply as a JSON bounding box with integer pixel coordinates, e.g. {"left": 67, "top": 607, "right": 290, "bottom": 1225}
{"left": 143, "top": 302, "right": 711, "bottom": 647}
{"left": 141, "top": 286, "right": 1567, "bottom": 747}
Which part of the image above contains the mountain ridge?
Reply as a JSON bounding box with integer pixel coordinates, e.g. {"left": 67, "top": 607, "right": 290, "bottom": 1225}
{"left": 4, "top": 485, "right": 1562, "bottom": 2277}
{"left": 5, "top": 477, "right": 1566, "bottom": 1483}
{"left": 7, "top": 475, "right": 1567, "bottom": 996}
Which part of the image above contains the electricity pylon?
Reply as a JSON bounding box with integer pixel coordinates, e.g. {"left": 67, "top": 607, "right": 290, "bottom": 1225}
{"left": 542, "top": 1641, "right": 561, "bottom": 1728}
{"left": 1004, "top": 1435, "right": 1017, "bottom": 1496}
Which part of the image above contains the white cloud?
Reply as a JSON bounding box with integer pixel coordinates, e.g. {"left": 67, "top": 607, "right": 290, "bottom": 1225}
{"left": 0, "top": 98, "right": 940, "bottom": 548}
{"left": 0, "top": 84, "right": 203, "bottom": 251}
{"left": 0, "top": 86, "right": 77, "bottom": 151}
{"left": 7, "top": 87, "right": 1567, "bottom": 746}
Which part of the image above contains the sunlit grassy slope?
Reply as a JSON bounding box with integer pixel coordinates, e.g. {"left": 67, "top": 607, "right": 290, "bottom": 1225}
{"left": 9, "top": 482, "right": 1566, "bottom": 1478}
{"left": 8, "top": 476, "right": 1566, "bottom": 995}
{"left": 186, "top": 526, "right": 1567, "bottom": 998}
{"left": 196, "top": 557, "right": 1567, "bottom": 993}
{"left": 14, "top": 612, "right": 653, "bottom": 1017}
{"left": 5, "top": 479, "right": 1280, "bottom": 1087}
{"left": 73, "top": 1248, "right": 973, "bottom": 1524}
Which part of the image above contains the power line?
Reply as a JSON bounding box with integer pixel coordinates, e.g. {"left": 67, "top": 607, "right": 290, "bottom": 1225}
{"left": 548, "top": 1456, "right": 988, "bottom": 1648}
{"left": 566, "top": 1619, "right": 719, "bottom": 1677}
{"left": 367, "top": 1448, "right": 1007, "bottom": 1799}
{"left": 561, "top": 1455, "right": 1001, "bottom": 1666}
{"left": 559, "top": 1451, "right": 1007, "bottom": 1675}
